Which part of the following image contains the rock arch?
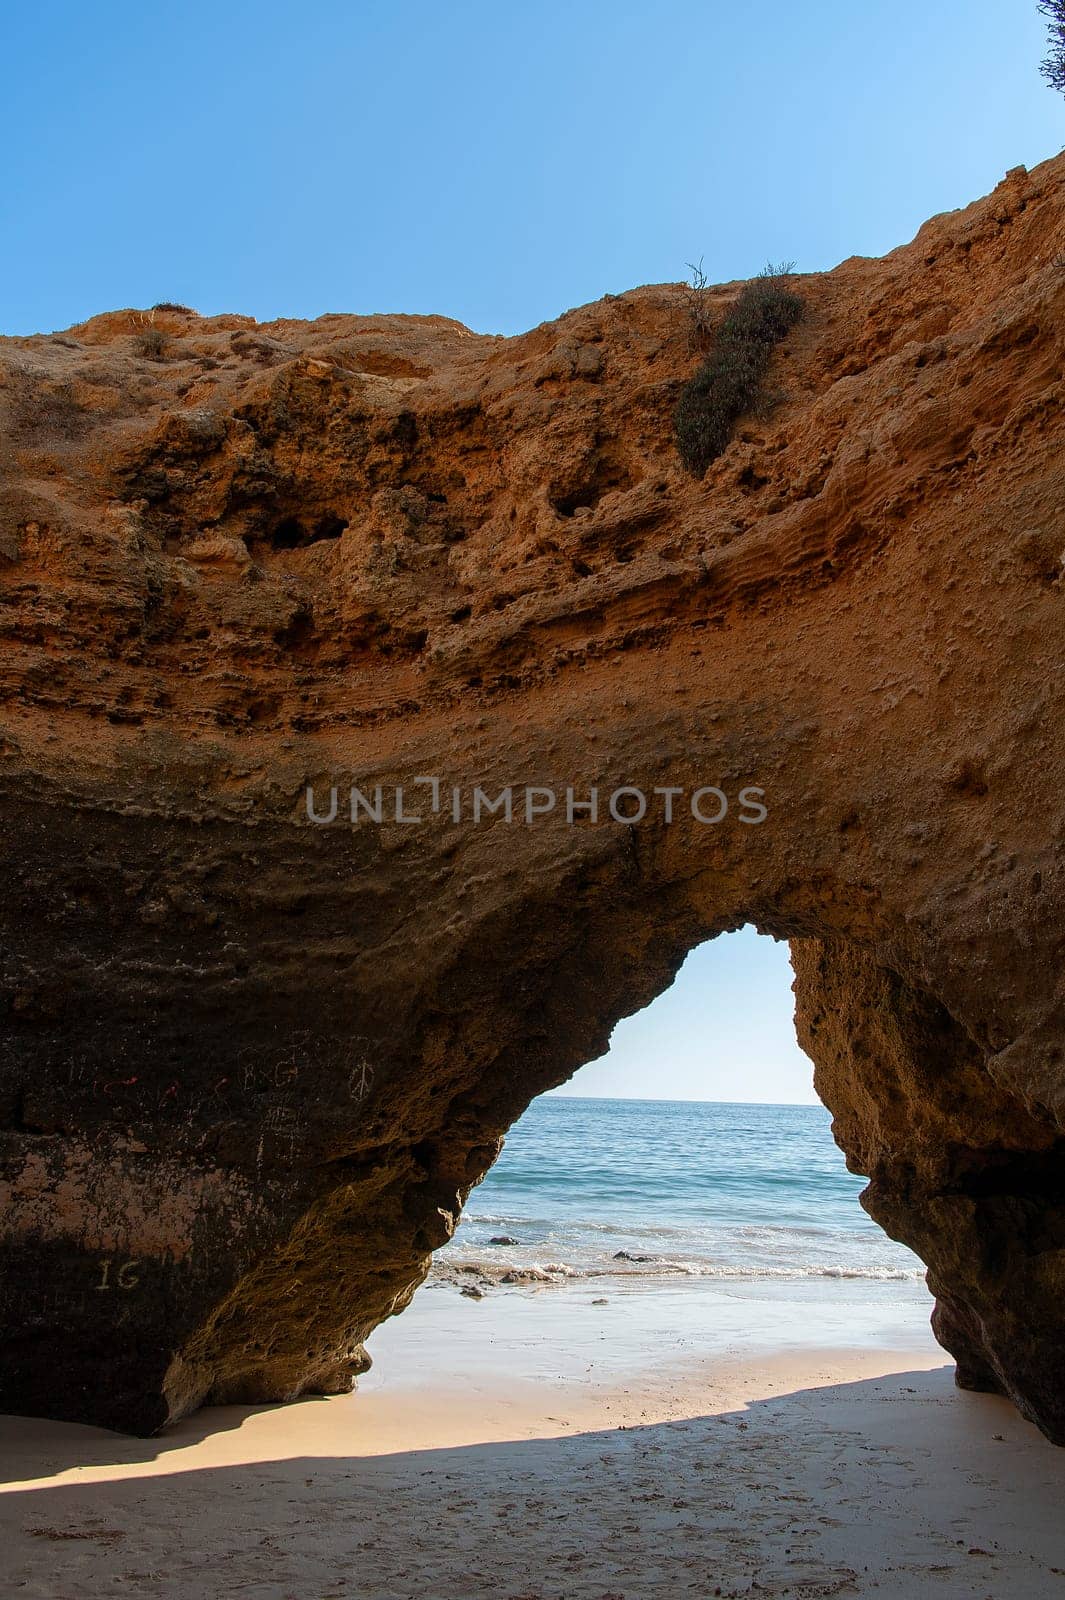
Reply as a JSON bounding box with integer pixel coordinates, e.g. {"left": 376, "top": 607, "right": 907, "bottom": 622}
{"left": 0, "top": 156, "right": 1063, "bottom": 1436}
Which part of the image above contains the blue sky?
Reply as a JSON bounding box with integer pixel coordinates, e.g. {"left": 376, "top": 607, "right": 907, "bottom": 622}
{"left": 551, "top": 928, "right": 818, "bottom": 1104}
{"left": 5, "top": 5, "right": 1061, "bottom": 1100}
{"left": 2, "top": 2, "right": 1062, "bottom": 338}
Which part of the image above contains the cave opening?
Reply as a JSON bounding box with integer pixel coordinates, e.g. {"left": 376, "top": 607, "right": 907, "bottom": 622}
{"left": 366, "top": 927, "right": 930, "bottom": 1385}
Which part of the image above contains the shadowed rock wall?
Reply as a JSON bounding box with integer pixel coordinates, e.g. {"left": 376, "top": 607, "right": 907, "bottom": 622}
{"left": 0, "top": 156, "right": 1063, "bottom": 1434}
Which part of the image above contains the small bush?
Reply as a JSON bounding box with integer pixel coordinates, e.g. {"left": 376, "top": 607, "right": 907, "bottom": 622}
{"left": 682, "top": 258, "right": 715, "bottom": 352}
{"left": 1040, "top": 0, "right": 1065, "bottom": 93}
{"left": 151, "top": 301, "right": 196, "bottom": 314}
{"left": 135, "top": 327, "right": 169, "bottom": 361}
{"left": 674, "top": 265, "right": 803, "bottom": 477}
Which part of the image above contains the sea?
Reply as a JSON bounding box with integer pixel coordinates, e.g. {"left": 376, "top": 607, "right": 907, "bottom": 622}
{"left": 435, "top": 1096, "right": 924, "bottom": 1289}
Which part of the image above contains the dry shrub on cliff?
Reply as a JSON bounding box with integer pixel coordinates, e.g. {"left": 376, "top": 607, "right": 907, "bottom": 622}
{"left": 135, "top": 327, "right": 169, "bottom": 361}
{"left": 676, "top": 268, "right": 803, "bottom": 474}
{"left": 1041, "top": 0, "right": 1065, "bottom": 92}
{"left": 674, "top": 264, "right": 802, "bottom": 477}
{"left": 682, "top": 258, "right": 715, "bottom": 352}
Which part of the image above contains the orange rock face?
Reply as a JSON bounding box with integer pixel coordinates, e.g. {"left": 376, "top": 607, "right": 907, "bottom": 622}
{"left": 0, "top": 157, "right": 1063, "bottom": 1434}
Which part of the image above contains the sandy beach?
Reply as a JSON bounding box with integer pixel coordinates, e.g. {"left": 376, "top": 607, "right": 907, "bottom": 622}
{"left": 2, "top": 1280, "right": 1064, "bottom": 1599}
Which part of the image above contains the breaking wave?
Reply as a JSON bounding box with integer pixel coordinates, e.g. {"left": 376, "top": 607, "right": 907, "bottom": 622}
{"left": 434, "top": 1097, "right": 926, "bottom": 1291}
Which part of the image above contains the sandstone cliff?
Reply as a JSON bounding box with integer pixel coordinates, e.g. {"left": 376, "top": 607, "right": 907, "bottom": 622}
{"left": 0, "top": 157, "right": 1063, "bottom": 1436}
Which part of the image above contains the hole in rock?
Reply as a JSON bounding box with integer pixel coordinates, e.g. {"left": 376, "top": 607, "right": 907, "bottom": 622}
{"left": 549, "top": 455, "right": 635, "bottom": 519}
{"left": 367, "top": 927, "right": 929, "bottom": 1389}
{"left": 552, "top": 489, "right": 598, "bottom": 518}
{"left": 267, "top": 514, "right": 347, "bottom": 551}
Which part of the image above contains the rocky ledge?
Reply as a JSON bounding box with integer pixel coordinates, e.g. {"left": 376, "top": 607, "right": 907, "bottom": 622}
{"left": 0, "top": 157, "right": 1063, "bottom": 1436}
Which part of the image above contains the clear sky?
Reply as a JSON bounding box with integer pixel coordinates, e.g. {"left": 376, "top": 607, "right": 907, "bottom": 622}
{"left": 550, "top": 928, "right": 818, "bottom": 1105}
{"left": 2, "top": 2, "right": 1062, "bottom": 338}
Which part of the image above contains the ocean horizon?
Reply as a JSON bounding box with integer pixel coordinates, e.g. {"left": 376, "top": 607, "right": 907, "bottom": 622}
{"left": 545, "top": 1091, "right": 821, "bottom": 1107}
{"left": 437, "top": 1093, "right": 925, "bottom": 1290}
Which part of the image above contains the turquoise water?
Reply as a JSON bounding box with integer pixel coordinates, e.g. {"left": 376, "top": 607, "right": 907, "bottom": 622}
{"left": 437, "top": 1097, "right": 923, "bottom": 1285}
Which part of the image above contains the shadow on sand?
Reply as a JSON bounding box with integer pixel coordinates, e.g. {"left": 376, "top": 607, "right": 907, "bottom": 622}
{"left": 0, "top": 1366, "right": 1063, "bottom": 1598}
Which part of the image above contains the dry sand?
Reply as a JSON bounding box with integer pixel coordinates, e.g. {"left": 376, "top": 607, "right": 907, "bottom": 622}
{"left": 2, "top": 1282, "right": 1064, "bottom": 1598}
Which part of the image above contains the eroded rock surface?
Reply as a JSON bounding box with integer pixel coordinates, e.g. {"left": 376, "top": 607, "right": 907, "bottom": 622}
{"left": 0, "top": 157, "right": 1063, "bottom": 1435}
